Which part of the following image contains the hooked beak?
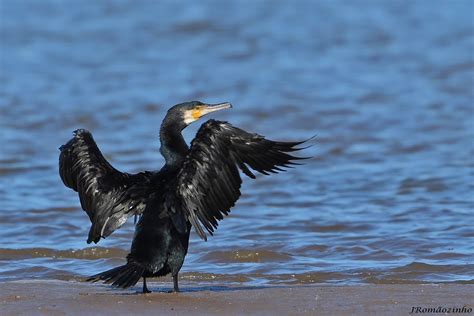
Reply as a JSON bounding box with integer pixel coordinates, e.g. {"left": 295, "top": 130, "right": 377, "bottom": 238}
{"left": 201, "top": 102, "right": 232, "bottom": 115}
{"left": 184, "top": 102, "right": 232, "bottom": 125}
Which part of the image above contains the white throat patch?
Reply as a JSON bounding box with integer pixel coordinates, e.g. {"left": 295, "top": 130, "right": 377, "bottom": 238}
{"left": 183, "top": 110, "right": 198, "bottom": 125}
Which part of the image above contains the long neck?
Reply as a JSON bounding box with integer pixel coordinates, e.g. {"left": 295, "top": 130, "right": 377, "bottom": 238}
{"left": 159, "top": 120, "right": 189, "bottom": 167}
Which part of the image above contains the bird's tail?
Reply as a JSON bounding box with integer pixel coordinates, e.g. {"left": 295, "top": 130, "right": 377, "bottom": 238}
{"left": 87, "top": 263, "right": 144, "bottom": 289}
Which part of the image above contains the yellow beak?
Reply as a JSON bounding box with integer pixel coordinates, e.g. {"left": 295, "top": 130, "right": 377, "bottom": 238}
{"left": 185, "top": 102, "right": 232, "bottom": 124}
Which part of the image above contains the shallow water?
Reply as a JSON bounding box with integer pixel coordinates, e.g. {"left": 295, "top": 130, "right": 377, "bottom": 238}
{"left": 1, "top": 0, "right": 473, "bottom": 286}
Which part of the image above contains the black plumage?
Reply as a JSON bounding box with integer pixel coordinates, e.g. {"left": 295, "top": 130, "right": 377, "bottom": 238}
{"left": 59, "top": 101, "right": 308, "bottom": 293}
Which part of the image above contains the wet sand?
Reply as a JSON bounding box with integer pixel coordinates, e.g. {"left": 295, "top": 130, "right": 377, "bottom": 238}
{"left": 1, "top": 280, "right": 472, "bottom": 316}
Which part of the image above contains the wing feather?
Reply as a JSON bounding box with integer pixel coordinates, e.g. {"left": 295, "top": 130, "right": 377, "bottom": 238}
{"left": 59, "top": 129, "right": 153, "bottom": 244}
{"left": 173, "top": 120, "right": 308, "bottom": 240}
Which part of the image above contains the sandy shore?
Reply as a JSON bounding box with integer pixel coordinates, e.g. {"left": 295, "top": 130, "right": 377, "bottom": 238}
{"left": 1, "top": 280, "right": 473, "bottom": 316}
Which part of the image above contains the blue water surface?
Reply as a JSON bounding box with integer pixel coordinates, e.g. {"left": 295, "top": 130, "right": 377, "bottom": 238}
{"left": 0, "top": 0, "right": 473, "bottom": 286}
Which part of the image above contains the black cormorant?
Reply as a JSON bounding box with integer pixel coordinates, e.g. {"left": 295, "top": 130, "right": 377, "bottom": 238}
{"left": 59, "top": 101, "right": 307, "bottom": 293}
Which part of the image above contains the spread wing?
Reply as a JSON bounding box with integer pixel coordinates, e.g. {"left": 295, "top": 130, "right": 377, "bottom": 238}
{"left": 59, "top": 129, "right": 153, "bottom": 244}
{"left": 172, "top": 120, "right": 308, "bottom": 241}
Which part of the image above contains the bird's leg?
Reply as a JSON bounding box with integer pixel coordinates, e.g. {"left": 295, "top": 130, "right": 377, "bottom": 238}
{"left": 142, "top": 277, "right": 151, "bottom": 294}
{"left": 173, "top": 274, "right": 180, "bottom": 293}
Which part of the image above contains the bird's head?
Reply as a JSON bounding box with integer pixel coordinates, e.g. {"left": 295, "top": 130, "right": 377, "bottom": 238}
{"left": 166, "top": 101, "right": 232, "bottom": 127}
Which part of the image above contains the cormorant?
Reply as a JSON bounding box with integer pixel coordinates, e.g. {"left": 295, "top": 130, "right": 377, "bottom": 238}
{"left": 59, "top": 101, "right": 307, "bottom": 293}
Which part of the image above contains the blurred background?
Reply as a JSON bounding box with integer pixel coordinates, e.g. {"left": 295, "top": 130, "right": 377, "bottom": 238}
{"left": 0, "top": 0, "right": 473, "bottom": 286}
